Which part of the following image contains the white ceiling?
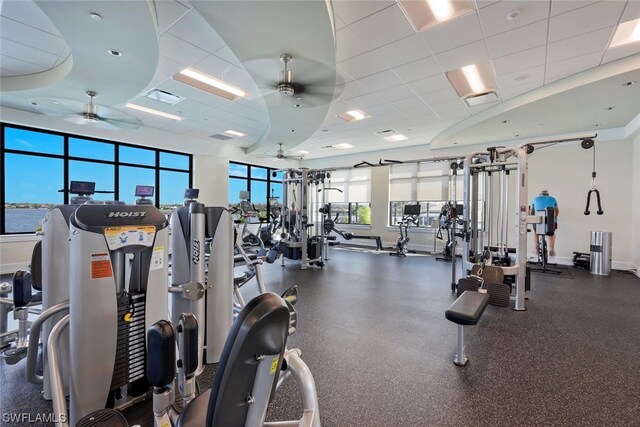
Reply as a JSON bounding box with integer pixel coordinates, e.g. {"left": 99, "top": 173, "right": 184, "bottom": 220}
{"left": 0, "top": 0, "right": 639, "bottom": 159}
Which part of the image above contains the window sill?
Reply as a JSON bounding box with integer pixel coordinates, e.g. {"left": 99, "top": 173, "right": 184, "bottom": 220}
{"left": 0, "top": 234, "right": 41, "bottom": 243}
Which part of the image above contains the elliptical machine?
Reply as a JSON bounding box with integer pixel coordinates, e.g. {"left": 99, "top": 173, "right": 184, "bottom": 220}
{"left": 390, "top": 203, "right": 421, "bottom": 257}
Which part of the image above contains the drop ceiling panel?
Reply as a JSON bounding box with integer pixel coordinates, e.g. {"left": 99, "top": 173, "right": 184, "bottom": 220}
{"left": 0, "top": 54, "right": 47, "bottom": 76}
{"left": 159, "top": 33, "right": 209, "bottom": 66}
{"left": 0, "top": 16, "right": 67, "bottom": 57}
{"left": 497, "top": 65, "right": 545, "bottom": 89}
{"left": 155, "top": 0, "right": 191, "bottom": 34}
{"left": 421, "top": 11, "right": 483, "bottom": 54}
{"left": 0, "top": 38, "right": 59, "bottom": 68}
{"left": 336, "top": 27, "right": 370, "bottom": 62}
{"left": 545, "top": 52, "right": 604, "bottom": 82}
{"left": 550, "top": 0, "right": 598, "bottom": 17}
{"left": 349, "top": 4, "right": 415, "bottom": 50}
{"left": 392, "top": 56, "right": 441, "bottom": 83}
{"left": 548, "top": 1, "right": 626, "bottom": 42}
{"left": 357, "top": 70, "right": 404, "bottom": 92}
{"left": 331, "top": 0, "right": 395, "bottom": 25}
{"left": 493, "top": 45, "right": 546, "bottom": 75}
{"left": 337, "top": 50, "right": 388, "bottom": 80}
{"left": 478, "top": 0, "right": 550, "bottom": 37}
{"left": 601, "top": 43, "right": 640, "bottom": 63}
{"left": 1, "top": 0, "right": 63, "bottom": 35}
{"left": 434, "top": 40, "right": 491, "bottom": 71}
{"left": 406, "top": 73, "right": 452, "bottom": 95}
{"left": 167, "top": 11, "right": 226, "bottom": 54}
{"left": 372, "top": 34, "right": 430, "bottom": 68}
{"left": 486, "top": 20, "right": 548, "bottom": 58}
{"left": 375, "top": 84, "right": 417, "bottom": 103}
{"left": 546, "top": 26, "right": 615, "bottom": 63}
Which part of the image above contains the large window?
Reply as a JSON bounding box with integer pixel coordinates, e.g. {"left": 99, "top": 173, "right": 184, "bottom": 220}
{"left": 314, "top": 168, "right": 371, "bottom": 225}
{"left": 388, "top": 163, "right": 461, "bottom": 228}
{"left": 228, "top": 162, "right": 282, "bottom": 218}
{"left": 2, "top": 123, "right": 192, "bottom": 234}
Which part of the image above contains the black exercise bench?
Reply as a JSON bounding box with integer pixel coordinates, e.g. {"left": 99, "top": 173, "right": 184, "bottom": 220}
{"left": 445, "top": 291, "right": 489, "bottom": 367}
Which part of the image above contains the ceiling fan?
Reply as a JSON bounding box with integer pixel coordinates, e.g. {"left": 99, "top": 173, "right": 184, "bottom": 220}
{"left": 28, "top": 90, "right": 142, "bottom": 130}
{"left": 259, "top": 143, "right": 306, "bottom": 160}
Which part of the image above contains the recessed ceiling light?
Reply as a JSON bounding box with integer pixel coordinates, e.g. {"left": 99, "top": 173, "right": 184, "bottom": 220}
{"left": 337, "top": 109, "right": 370, "bottom": 122}
{"left": 397, "top": 0, "right": 473, "bottom": 31}
{"left": 90, "top": 12, "right": 102, "bottom": 21}
{"left": 605, "top": 106, "right": 615, "bottom": 110}
{"left": 298, "top": 150, "right": 309, "bottom": 155}
{"left": 173, "top": 68, "right": 247, "bottom": 101}
{"left": 125, "top": 103, "right": 183, "bottom": 121}
{"left": 623, "top": 81, "right": 636, "bottom": 86}
{"left": 383, "top": 134, "right": 408, "bottom": 142}
{"left": 334, "top": 143, "right": 354, "bottom": 150}
{"left": 506, "top": 10, "right": 521, "bottom": 20}
{"left": 107, "top": 49, "right": 122, "bottom": 57}
{"left": 609, "top": 18, "right": 640, "bottom": 48}
{"left": 446, "top": 62, "right": 497, "bottom": 100}
{"left": 224, "top": 130, "right": 245, "bottom": 137}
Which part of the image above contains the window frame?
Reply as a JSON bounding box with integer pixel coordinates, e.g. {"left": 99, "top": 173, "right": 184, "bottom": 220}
{"left": 1, "top": 122, "right": 192, "bottom": 235}
{"left": 228, "top": 161, "right": 282, "bottom": 219}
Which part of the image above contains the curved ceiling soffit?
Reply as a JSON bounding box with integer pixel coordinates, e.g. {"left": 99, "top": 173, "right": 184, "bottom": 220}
{"left": 430, "top": 53, "right": 640, "bottom": 149}
{"left": 1, "top": 0, "right": 159, "bottom": 108}
{"left": 190, "top": 0, "right": 337, "bottom": 154}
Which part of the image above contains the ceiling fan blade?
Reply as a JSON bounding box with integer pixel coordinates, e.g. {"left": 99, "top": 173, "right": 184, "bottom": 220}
{"left": 29, "top": 98, "right": 84, "bottom": 116}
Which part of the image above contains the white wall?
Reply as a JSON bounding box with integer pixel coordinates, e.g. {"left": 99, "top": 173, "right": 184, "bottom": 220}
{"left": 303, "top": 138, "right": 636, "bottom": 269}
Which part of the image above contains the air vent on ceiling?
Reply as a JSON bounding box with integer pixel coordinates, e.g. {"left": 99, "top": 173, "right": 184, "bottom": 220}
{"left": 209, "top": 134, "right": 232, "bottom": 140}
{"left": 145, "top": 89, "right": 185, "bottom": 105}
{"left": 464, "top": 91, "right": 499, "bottom": 107}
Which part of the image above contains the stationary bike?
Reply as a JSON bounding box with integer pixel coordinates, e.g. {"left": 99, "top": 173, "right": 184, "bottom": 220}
{"left": 390, "top": 204, "right": 421, "bottom": 257}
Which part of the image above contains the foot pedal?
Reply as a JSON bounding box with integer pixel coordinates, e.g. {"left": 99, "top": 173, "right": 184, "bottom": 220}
{"left": 77, "top": 409, "right": 128, "bottom": 427}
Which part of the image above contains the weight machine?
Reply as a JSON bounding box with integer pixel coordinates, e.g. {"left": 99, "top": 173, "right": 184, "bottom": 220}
{"left": 461, "top": 133, "right": 597, "bottom": 311}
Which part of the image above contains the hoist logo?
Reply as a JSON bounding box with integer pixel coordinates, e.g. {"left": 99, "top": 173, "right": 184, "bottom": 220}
{"left": 192, "top": 239, "right": 200, "bottom": 264}
{"left": 107, "top": 211, "right": 147, "bottom": 218}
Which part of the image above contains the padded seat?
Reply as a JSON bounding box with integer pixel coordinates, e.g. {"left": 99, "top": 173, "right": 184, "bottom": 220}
{"left": 176, "top": 389, "right": 210, "bottom": 427}
{"left": 445, "top": 291, "right": 489, "bottom": 326}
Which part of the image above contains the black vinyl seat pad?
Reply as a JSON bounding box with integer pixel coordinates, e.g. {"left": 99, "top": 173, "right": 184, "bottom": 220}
{"left": 445, "top": 291, "right": 489, "bottom": 326}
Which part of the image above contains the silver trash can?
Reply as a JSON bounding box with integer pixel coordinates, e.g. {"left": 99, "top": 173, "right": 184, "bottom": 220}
{"left": 590, "top": 231, "right": 612, "bottom": 276}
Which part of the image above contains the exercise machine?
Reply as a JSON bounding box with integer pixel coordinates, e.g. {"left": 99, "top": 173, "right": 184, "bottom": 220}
{"left": 46, "top": 203, "right": 169, "bottom": 425}
{"left": 134, "top": 185, "right": 154, "bottom": 205}
{"left": 390, "top": 203, "right": 420, "bottom": 257}
{"left": 169, "top": 188, "right": 234, "bottom": 370}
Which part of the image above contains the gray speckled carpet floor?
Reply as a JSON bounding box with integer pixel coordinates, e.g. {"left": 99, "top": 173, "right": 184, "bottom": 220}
{"left": 2, "top": 250, "right": 639, "bottom": 426}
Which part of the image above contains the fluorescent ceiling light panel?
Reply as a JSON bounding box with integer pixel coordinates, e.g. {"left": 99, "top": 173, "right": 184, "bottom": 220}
{"left": 125, "top": 103, "right": 183, "bottom": 121}
{"left": 609, "top": 18, "right": 640, "bottom": 48}
{"left": 224, "top": 130, "right": 245, "bottom": 137}
{"left": 173, "top": 68, "right": 246, "bottom": 101}
{"left": 427, "top": 0, "right": 454, "bottom": 21}
{"left": 383, "top": 134, "right": 408, "bottom": 142}
{"left": 397, "top": 0, "right": 473, "bottom": 32}
{"left": 445, "top": 62, "right": 497, "bottom": 98}
{"left": 334, "top": 143, "right": 354, "bottom": 149}
{"left": 337, "top": 109, "right": 370, "bottom": 122}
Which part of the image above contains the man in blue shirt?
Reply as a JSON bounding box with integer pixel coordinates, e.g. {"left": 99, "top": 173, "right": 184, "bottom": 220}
{"left": 531, "top": 190, "right": 559, "bottom": 256}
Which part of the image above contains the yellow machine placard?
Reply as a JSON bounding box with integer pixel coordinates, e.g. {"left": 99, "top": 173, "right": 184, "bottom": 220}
{"left": 104, "top": 226, "right": 156, "bottom": 251}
